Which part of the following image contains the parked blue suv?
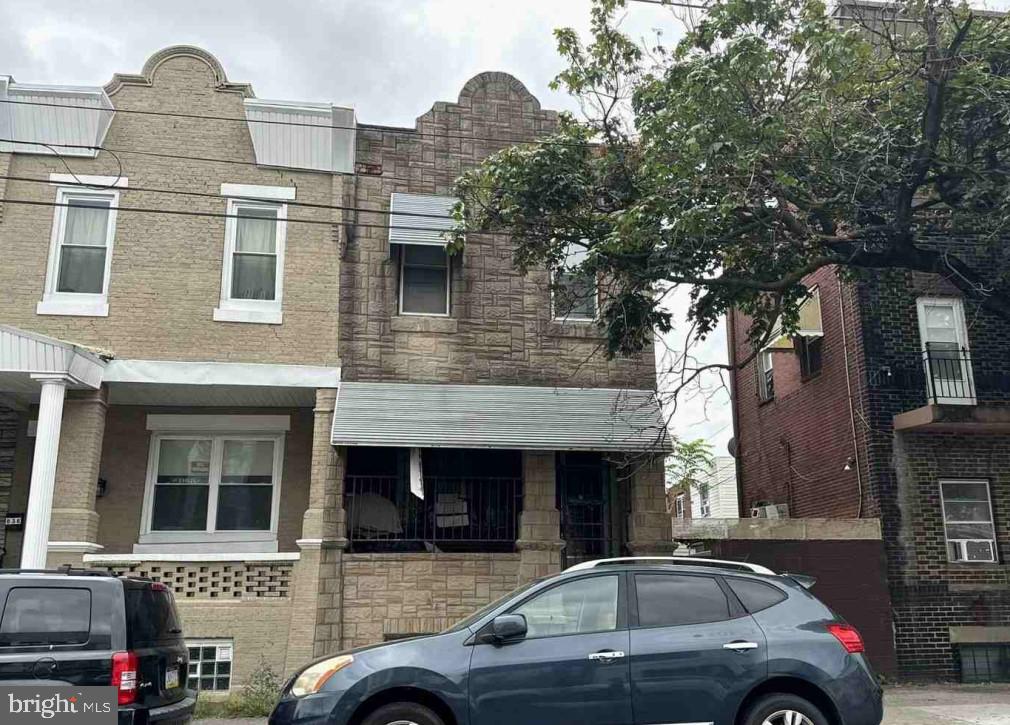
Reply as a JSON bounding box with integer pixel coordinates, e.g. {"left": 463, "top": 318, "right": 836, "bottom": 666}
{"left": 270, "top": 557, "right": 883, "bottom": 725}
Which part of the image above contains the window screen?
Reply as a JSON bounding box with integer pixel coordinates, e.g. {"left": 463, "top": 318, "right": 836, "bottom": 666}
{"left": 0, "top": 588, "right": 91, "bottom": 646}
{"left": 635, "top": 574, "right": 730, "bottom": 627}
{"left": 401, "top": 245, "right": 449, "bottom": 315}
{"left": 727, "top": 578, "right": 787, "bottom": 613}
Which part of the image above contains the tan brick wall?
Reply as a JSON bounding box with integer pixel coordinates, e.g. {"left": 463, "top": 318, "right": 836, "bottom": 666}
{"left": 0, "top": 52, "right": 341, "bottom": 366}
{"left": 340, "top": 553, "right": 521, "bottom": 649}
{"left": 89, "top": 405, "right": 311, "bottom": 555}
{"left": 340, "top": 72, "right": 655, "bottom": 389}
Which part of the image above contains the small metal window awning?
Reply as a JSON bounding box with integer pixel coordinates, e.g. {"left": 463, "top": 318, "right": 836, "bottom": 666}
{"left": 764, "top": 287, "right": 824, "bottom": 350}
{"left": 388, "top": 193, "right": 457, "bottom": 247}
{"left": 331, "top": 382, "right": 672, "bottom": 452}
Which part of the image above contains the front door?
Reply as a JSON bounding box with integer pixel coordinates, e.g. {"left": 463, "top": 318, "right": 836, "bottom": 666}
{"left": 628, "top": 572, "right": 768, "bottom": 725}
{"left": 468, "top": 573, "right": 632, "bottom": 725}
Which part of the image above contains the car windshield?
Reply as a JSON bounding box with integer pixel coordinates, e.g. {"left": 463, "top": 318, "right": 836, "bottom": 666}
{"left": 441, "top": 578, "right": 543, "bottom": 634}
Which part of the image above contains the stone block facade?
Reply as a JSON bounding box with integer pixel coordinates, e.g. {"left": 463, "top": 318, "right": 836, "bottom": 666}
{"left": 0, "top": 46, "right": 671, "bottom": 691}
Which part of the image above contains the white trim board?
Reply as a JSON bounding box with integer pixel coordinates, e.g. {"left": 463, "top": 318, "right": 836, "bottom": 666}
{"left": 105, "top": 359, "right": 340, "bottom": 388}
{"left": 220, "top": 183, "right": 296, "bottom": 201}
{"left": 83, "top": 552, "right": 299, "bottom": 564}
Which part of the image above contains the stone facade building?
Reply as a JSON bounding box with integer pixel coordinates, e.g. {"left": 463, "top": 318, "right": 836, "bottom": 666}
{"left": 730, "top": 248, "right": 1010, "bottom": 681}
{"left": 0, "top": 47, "right": 671, "bottom": 689}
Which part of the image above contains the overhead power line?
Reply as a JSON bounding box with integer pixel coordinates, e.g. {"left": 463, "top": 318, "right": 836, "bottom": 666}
{"left": 0, "top": 197, "right": 508, "bottom": 235}
{"left": 0, "top": 173, "right": 458, "bottom": 221}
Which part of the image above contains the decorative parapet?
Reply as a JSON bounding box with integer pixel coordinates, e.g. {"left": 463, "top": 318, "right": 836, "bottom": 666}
{"left": 673, "top": 517, "right": 882, "bottom": 541}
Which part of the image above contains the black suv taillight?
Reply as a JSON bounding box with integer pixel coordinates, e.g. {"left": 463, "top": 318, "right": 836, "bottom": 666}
{"left": 112, "top": 651, "right": 139, "bottom": 705}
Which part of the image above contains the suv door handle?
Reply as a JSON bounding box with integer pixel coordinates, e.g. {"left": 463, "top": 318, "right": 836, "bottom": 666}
{"left": 588, "top": 650, "right": 626, "bottom": 662}
{"left": 723, "top": 641, "right": 759, "bottom": 652}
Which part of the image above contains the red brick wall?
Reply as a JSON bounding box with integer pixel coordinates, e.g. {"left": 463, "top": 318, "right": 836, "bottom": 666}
{"left": 731, "top": 267, "right": 873, "bottom": 518}
{"left": 711, "top": 539, "right": 897, "bottom": 677}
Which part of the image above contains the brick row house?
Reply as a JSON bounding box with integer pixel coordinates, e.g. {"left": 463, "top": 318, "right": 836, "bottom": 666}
{"left": 730, "top": 250, "right": 1010, "bottom": 680}
{"left": 0, "top": 46, "right": 671, "bottom": 689}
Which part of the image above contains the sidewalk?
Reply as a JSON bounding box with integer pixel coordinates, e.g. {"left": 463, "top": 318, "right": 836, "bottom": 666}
{"left": 195, "top": 685, "right": 1010, "bottom": 725}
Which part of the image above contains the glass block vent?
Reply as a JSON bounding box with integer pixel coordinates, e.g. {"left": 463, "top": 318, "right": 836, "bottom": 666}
{"left": 187, "top": 639, "right": 233, "bottom": 692}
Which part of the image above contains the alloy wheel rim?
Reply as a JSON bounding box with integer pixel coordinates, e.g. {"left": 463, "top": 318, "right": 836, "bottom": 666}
{"left": 762, "top": 710, "right": 814, "bottom": 725}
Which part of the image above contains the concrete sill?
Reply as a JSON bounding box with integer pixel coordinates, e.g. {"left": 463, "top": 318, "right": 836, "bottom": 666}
{"left": 390, "top": 316, "right": 458, "bottom": 334}
{"left": 544, "top": 320, "right": 605, "bottom": 339}
{"left": 893, "top": 403, "right": 1010, "bottom": 432}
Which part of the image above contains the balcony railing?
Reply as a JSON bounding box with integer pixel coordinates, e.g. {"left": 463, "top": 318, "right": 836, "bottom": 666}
{"left": 344, "top": 475, "right": 522, "bottom": 553}
{"left": 870, "top": 343, "right": 980, "bottom": 405}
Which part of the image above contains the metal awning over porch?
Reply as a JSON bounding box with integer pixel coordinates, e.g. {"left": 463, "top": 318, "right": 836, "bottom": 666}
{"left": 330, "top": 382, "right": 671, "bottom": 452}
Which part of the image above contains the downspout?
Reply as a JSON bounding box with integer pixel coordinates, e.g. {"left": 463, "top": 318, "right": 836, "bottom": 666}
{"left": 726, "top": 308, "right": 745, "bottom": 516}
{"left": 837, "top": 277, "right": 864, "bottom": 518}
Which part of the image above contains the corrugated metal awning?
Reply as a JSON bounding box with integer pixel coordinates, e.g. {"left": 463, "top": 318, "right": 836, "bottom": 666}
{"left": 330, "top": 382, "right": 671, "bottom": 452}
{"left": 388, "top": 193, "right": 457, "bottom": 247}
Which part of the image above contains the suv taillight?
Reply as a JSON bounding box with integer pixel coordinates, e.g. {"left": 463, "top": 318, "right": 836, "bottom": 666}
{"left": 827, "top": 623, "right": 865, "bottom": 654}
{"left": 112, "top": 651, "right": 139, "bottom": 706}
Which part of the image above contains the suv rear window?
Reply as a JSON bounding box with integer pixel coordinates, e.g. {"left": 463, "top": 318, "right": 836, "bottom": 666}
{"left": 0, "top": 587, "right": 91, "bottom": 646}
{"left": 727, "top": 578, "right": 787, "bottom": 613}
{"left": 126, "top": 585, "right": 183, "bottom": 646}
{"left": 635, "top": 574, "right": 730, "bottom": 627}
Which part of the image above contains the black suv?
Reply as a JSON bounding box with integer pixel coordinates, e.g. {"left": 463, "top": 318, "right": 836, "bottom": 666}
{"left": 0, "top": 568, "right": 196, "bottom": 724}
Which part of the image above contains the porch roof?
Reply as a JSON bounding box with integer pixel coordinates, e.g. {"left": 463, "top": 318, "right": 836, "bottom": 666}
{"left": 0, "top": 325, "right": 106, "bottom": 392}
{"left": 330, "top": 382, "right": 672, "bottom": 453}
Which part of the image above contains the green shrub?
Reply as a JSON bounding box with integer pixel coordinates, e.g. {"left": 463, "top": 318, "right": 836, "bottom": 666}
{"left": 194, "top": 658, "right": 282, "bottom": 719}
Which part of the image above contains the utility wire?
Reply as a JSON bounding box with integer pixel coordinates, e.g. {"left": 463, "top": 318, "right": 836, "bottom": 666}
{"left": 1, "top": 173, "right": 458, "bottom": 221}
{"left": 0, "top": 197, "right": 511, "bottom": 235}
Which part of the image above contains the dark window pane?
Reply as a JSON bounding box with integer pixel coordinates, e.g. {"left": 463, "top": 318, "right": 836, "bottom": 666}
{"left": 232, "top": 254, "right": 276, "bottom": 300}
{"left": 727, "top": 578, "right": 787, "bottom": 613}
{"left": 402, "top": 266, "right": 448, "bottom": 314}
{"left": 57, "top": 246, "right": 106, "bottom": 293}
{"left": 126, "top": 586, "right": 182, "bottom": 646}
{"left": 217, "top": 661, "right": 231, "bottom": 675}
{"left": 216, "top": 485, "right": 272, "bottom": 530}
{"left": 200, "top": 678, "right": 214, "bottom": 690}
{"left": 201, "top": 646, "right": 215, "bottom": 660}
{"left": 0, "top": 588, "right": 91, "bottom": 646}
{"left": 554, "top": 271, "right": 596, "bottom": 320}
{"left": 635, "top": 574, "right": 730, "bottom": 627}
{"left": 215, "top": 677, "right": 230, "bottom": 691}
{"left": 152, "top": 485, "right": 209, "bottom": 531}
{"left": 404, "top": 245, "right": 448, "bottom": 267}
{"left": 514, "top": 575, "right": 618, "bottom": 637}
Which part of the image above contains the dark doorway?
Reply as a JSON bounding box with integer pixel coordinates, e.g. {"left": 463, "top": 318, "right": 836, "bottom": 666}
{"left": 556, "top": 452, "right": 626, "bottom": 568}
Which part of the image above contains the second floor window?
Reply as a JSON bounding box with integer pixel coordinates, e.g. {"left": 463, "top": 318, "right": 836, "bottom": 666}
{"left": 215, "top": 199, "right": 286, "bottom": 324}
{"left": 757, "top": 350, "right": 775, "bottom": 401}
{"left": 674, "top": 493, "right": 685, "bottom": 519}
{"left": 400, "top": 245, "right": 450, "bottom": 315}
{"left": 552, "top": 244, "right": 598, "bottom": 321}
{"left": 38, "top": 187, "right": 120, "bottom": 317}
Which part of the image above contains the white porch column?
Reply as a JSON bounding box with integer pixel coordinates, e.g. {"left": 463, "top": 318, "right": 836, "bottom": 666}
{"left": 21, "top": 375, "right": 69, "bottom": 568}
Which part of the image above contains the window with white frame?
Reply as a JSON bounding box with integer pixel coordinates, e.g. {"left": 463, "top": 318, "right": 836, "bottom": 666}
{"left": 674, "top": 493, "right": 686, "bottom": 519}
{"left": 698, "top": 484, "right": 711, "bottom": 518}
{"left": 140, "top": 417, "right": 286, "bottom": 550}
{"left": 940, "top": 480, "right": 997, "bottom": 563}
{"left": 214, "top": 193, "right": 287, "bottom": 325}
{"left": 399, "top": 245, "right": 450, "bottom": 315}
{"left": 38, "top": 187, "right": 120, "bottom": 317}
{"left": 916, "top": 297, "right": 975, "bottom": 405}
{"left": 757, "top": 350, "right": 775, "bottom": 401}
{"left": 187, "top": 640, "right": 233, "bottom": 692}
{"left": 552, "top": 244, "right": 597, "bottom": 321}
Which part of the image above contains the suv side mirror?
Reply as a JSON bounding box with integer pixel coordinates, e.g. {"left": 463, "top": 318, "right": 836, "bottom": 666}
{"left": 491, "top": 614, "right": 527, "bottom": 644}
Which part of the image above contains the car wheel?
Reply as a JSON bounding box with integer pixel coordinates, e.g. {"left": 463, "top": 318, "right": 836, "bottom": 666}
{"left": 361, "top": 702, "right": 445, "bottom": 725}
{"left": 742, "top": 693, "right": 830, "bottom": 725}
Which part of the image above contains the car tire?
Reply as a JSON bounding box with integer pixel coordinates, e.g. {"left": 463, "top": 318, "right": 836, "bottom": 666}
{"left": 742, "top": 693, "right": 830, "bottom": 725}
{"left": 361, "top": 702, "right": 445, "bottom": 725}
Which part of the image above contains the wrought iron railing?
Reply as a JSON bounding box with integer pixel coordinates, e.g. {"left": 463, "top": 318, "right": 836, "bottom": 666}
{"left": 868, "top": 343, "right": 978, "bottom": 405}
{"left": 344, "top": 475, "right": 522, "bottom": 552}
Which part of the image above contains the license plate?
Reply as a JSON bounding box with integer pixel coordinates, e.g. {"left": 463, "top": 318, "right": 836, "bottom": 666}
{"left": 165, "top": 666, "right": 180, "bottom": 690}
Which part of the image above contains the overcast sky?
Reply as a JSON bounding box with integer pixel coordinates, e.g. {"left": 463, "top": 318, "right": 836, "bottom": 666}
{"left": 0, "top": 0, "right": 758, "bottom": 454}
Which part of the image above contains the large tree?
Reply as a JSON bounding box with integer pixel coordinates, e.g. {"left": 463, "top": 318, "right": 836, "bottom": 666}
{"left": 452, "top": 0, "right": 1010, "bottom": 394}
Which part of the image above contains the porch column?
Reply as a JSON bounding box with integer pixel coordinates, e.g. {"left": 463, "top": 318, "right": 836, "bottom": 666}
{"left": 21, "top": 375, "right": 69, "bottom": 568}
{"left": 626, "top": 455, "right": 677, "bottom": 555}
{"left": 517, "top": 451, "right": 564, "bottom": 583}
{"left": 287, "top": 387, "right": 347, "bottom": 670}
{"left": 47, "top": 387, "right": 108, "bottom": 567}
